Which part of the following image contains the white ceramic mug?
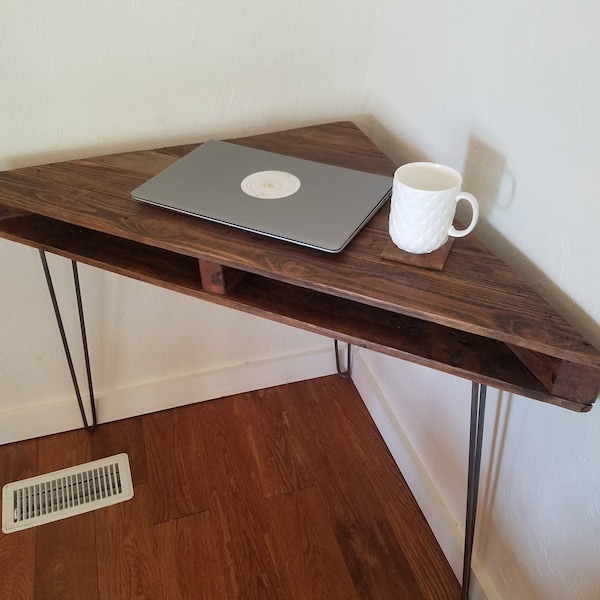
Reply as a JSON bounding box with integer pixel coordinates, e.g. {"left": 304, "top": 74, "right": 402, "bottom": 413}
{"left": 389, "top": 162, "right": 479, "bottom": 254}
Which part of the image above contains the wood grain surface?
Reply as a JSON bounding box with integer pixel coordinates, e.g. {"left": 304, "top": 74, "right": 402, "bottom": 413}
{"left": 0, "top": 376, "right": 460, "bottom": 600}
{"left": 0, "top": 121, "right": 599, "bottom": 410}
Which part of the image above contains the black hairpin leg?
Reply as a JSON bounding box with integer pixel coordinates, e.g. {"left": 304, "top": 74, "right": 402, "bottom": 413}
{"left": 39, "top": 250, "right": 97, "bottom": 431}
{"left": 462, "top": 382, "right": 487, "bottom": 599}
{"left": 334, "top": 340, "right": 352, "bottom": 378}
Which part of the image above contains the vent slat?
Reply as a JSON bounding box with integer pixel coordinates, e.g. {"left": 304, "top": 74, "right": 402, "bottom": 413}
{"left": 2, "top": 454, "right": 133, "bottom": 534}
{"left": 83, "top": 471, "right": 90, "bottom": 505}
{"left": 99, "top": 468, "right": 106, "bottom": 498}
{"left": 109, "top": 465, "right": 116, "bottom": 496}
{"left": 92, "top": 469, "right": 98, "bottom": 500}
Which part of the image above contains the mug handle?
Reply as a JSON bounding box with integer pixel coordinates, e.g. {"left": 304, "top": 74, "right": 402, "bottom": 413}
{"left": 448, "top": 192, "right": 479, "bottom": 238}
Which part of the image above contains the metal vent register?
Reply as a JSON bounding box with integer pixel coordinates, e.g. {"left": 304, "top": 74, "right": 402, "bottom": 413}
{"left": 2, "top": 453, "right": 133, "bottom": 533}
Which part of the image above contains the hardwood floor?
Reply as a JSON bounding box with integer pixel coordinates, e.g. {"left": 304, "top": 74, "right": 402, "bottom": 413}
{"left": 0, "top": 375, "right": 460, "bottom": 599}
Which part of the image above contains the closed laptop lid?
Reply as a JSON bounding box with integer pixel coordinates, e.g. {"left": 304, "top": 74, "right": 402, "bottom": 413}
{"left": 131, "top": 140, "right": 392, "bottom": 253}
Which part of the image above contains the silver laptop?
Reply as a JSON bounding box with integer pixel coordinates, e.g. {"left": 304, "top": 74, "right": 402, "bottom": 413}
{"left": 131, "top": 140, "right": 392, "bottom": 253}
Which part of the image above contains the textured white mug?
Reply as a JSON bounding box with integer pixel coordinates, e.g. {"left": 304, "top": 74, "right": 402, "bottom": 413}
{"left": 389, "top": 162, "right": 479, "bottom": 254}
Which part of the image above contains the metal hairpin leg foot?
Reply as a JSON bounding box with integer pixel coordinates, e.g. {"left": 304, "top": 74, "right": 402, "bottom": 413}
{"left": 462, "top": 382, "right": 487, "bottom": 599}
{"left": 334, "top": 340, "right": 352, "bottom": 378}
{"left": 40, "top": 250, "right": 97, "bottom": 431}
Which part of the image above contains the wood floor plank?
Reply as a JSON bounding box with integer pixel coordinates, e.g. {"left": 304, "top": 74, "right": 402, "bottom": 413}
{"left": 241, "top": 385, "right": 316, "bottom": 498}
{"left": 155, "top": 511, "right": 228, "bottom": 600}
{"left": 289, "top": 376, "right": 449, "bottom": 600}
{"left": 209, "top": 490, "right": 291, "bottom": 600}
{"left": 92, "top": 416, "right": 148, "bottom": 485}
{"left": 142, "top": 404, "right": 209, "bottom": 523}
{"left": 267, "top": 486, "right": 361, "bottom": 600}
{"left": 95, "top": 483, "right": 163, "bottom": 600}
{"left": 37, "top": 429, "right": 93, "bottom": 471}
{"left": 34, "top": 515, "right": 98, "bottom": 600}
{"left": 0, "top": 438, "right": 38, "bottom": 488}
{"left": 331, "top": 377, "right": 462, "bottom": 599}
{"left": 0, "top": 438, "right": 38, "bottom": 600}
{"left": 196, "top": 394, "right": 291, "bottom": 600}
{"left": 34, "top": 430, "right": 98, "bottom": 600}
{"left": 0, "top": 528, "right": 36, "bottom": 600}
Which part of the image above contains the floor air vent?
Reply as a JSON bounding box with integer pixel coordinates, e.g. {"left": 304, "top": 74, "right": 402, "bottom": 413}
{"left": 2, "top": 453, "right": 133, "bottom": 534}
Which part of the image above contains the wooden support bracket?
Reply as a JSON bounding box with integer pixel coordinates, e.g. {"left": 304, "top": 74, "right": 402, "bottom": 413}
{"left": 507, "top": 344, "right": 600, "bottom": 409}
{"left": 198, "top": 259, "right": 247, "bottom": 295}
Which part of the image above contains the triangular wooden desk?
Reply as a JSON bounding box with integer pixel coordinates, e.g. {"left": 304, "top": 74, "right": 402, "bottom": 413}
{"left": 1, "top": 121, "right": 599, "bottom": 599}
{"left": 1, "top": 121, "right": 598, "bottom": 411}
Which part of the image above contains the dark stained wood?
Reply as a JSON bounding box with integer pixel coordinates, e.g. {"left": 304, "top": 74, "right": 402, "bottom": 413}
{"left": 0, "top": 211, "right": 592, "bottom": 411}
{"left": 199, "top": 259, "right": 247, "bottom": 295}
{"left": 0, "top": 121, "right": 598, "bottom": 412}
{"left": 381, "top": 238, "right": 454, "bottom": 271}
{"left": 0, "top": 377, "right": 460, "bottom": 599}
{"left": 228, "top": 121, "right": 394, "bottom": 176}
{"left": 0, "top": 122, "right": 593, "bottom": 363}
{"left": 83, "top": 148, "right": 187, "bottom": 179}
{"left": 507, "top": 344, "right": 600, "bottom": 404}
{"left": 0, "top": 206, "right": 28, "bottom": 220}
{"left": 0, "top": 213, "right": 205, "bottom": 295}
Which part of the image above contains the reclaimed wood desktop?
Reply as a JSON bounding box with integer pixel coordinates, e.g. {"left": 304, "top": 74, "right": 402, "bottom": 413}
{"left": 1, "top": 121, "right": 599, "bottom": 411}
{"left": 1, "top": 121, "right": 599, "bottom": 598}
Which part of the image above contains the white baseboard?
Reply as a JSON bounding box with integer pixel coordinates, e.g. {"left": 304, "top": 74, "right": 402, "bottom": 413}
{"left": 351, "top": 350, "right": 494, "bottom": 600}
{"left": 0, "top": 346, "right": 336, "bottom": 445}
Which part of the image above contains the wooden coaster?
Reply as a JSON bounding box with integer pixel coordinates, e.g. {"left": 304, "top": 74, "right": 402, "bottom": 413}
{"left": 381, "top": 238, "right": 454, "bottom": 271}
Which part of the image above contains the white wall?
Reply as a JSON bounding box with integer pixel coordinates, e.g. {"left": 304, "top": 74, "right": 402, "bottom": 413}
{"left": 2, "top": 1, "right": 599, "bottom": 599}
{"left": 0, "top": 0, "right": 375, "bottom": 438}
{"left": 0, "top": 0, "right": 373, "bottom": 171}
{"left": 362, "top": 1, "right": 600, "bottom": 599}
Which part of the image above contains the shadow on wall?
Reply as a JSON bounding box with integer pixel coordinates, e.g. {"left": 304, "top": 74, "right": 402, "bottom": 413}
{"left": 461, "top": 134, "right": 600, "bottom": 351}
{"left": 360, "top": 114, "right": 600, "bottom": 352}
{"left": 356, "top": 114, "right": 430, "bottom": 166}
{"left": 358, "top": 114, "right": 515, "bottom": 220}
{"left": 461, "top": 136, "right": 514, "bottom": 222}
{"left": 476, "top": 389, "right": 600, "bottom": 600}
{"left": 473, "top": 391, "right": 542, "bottom": 600}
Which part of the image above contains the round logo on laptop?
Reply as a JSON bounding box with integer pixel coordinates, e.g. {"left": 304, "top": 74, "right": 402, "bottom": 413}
{"left": 241, "top": 171, "right": 301, "bottom": 199}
